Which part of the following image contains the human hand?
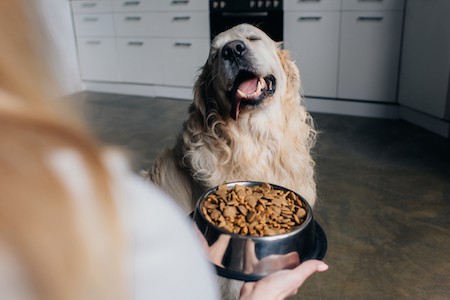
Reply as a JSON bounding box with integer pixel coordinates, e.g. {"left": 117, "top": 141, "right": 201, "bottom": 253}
{"left": 239, "top": 259, "right": 329, "bottom": 300}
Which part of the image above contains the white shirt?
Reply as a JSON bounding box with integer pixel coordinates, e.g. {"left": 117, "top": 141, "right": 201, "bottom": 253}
{"left": 0, "top": 150, "right": 219, "bottom": 300}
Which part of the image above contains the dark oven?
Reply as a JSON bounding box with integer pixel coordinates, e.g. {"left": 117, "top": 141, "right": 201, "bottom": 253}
{"left": 209, "top": 0, "right": 283, "bottom": 42}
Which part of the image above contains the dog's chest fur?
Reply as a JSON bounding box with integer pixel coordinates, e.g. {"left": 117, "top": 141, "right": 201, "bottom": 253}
{"left": 186, "top": 102, "right": 316, "bottom": 206}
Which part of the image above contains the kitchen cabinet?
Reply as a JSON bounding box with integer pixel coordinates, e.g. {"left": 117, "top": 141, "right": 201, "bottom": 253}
{"left": 398, "top": 0, "right": 450, "bottom": 120}
{"left": 338, "top": 11, "right": 403, "bottom": 102}
{"left": 161, "top": 38, "right": 209, "bottom": 87}
{"left": 284, "top": 11, "right": 340, "bottom": 98}
{"left": 116, "top": 38, "right": 163, "bottom": 84}
{"left": 77, "top": 38, "right": 120, "bottom": 81}
{"left": 284, "top": 0, "right": 404, "bottom": 102}
{"left": 284, "top": 0, "right": 341, "bottom": 98}
{"left": 70, "top": 0, "right": 209, "bottom": 88}
{"left": 72, "top": 1, "right": 120, "bottom": 82}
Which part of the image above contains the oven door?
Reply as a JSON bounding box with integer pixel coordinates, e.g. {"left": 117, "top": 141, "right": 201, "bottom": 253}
{"left": 210, "top": 11, "right": 283, "bottom": 42}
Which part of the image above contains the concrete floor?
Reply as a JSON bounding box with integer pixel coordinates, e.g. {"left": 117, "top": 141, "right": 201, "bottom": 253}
{"left": 72, "top": 91, "right": 450, "bottom": 300}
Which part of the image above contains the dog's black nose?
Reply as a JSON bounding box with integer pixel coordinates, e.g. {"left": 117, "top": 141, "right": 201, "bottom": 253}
{"left": 222, "top": 40, "right": 246, "bottom": 60}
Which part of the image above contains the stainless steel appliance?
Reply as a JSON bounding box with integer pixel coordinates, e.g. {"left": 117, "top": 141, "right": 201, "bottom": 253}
{"left": 209, "top": 0, "right": 283, "bottom": 42}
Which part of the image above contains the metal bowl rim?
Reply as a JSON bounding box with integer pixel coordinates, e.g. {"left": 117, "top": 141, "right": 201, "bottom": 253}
{"left": 194, "top": 181, "right": 314, "bottom": 241}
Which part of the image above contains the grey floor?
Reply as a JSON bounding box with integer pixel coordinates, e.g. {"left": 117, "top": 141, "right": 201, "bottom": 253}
{"left": 72, "top": 91, "right": 450, "bottom": 300}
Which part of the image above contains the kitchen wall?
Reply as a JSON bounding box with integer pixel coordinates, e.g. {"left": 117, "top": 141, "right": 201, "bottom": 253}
{"left": 37, "top": 0, "right": 84, "bottom": 96}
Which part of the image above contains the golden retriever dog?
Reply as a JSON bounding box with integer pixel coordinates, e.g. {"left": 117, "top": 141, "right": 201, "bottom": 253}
{"left": 148, "top": 23, "right": 316, "bottom": 299}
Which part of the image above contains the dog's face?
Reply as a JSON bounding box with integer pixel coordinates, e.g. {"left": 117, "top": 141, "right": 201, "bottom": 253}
{"left": 195, "top": 24, "right": 294, "bottom": 122}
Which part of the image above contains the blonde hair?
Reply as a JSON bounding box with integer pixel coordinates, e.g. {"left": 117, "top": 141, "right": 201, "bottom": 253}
{"left": 0, "top": 1, "right": 123, "bottom": 300}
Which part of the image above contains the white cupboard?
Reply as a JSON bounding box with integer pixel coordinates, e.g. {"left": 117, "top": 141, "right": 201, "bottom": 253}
{"left": 71, "top": 0, "right": 209, "bottom": 89}
{"left": 77, "top": 38, "right": 120, "bottom": 81}
{"left": 398, "top": 0, "right": 450, "bottom": 120}
{"left": 284, "top": 0, "right": 404, "bottom": 103}
{"left": 338, "top": 11, "right": 403, "bottom": 102}
{"left": 284, "top": 11, "right": 340, "bottom": 98}
{"left": 116, "top": 38, "right": 163, "bottom": 84}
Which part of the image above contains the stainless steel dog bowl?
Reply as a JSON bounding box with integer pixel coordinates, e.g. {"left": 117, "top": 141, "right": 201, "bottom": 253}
{"left": 192, "top": 181, "right": 327, "bottom": 282}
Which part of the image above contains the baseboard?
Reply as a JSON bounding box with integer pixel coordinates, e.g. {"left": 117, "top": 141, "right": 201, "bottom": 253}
{"left": 305, "top": 97, "right": 400, "bottom": 119}
{"left": 399, "top": 107, "right": 450, "bottom": 138}
{"left": 84, "top": 81, "right": 193, "bottom": 100}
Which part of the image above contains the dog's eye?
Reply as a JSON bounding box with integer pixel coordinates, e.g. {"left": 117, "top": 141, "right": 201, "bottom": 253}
{"left": 247, "top": 35, "right": 261, "bottom": 41}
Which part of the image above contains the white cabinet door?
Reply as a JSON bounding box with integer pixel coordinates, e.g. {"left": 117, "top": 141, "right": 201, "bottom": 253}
{"left": 161, "top": 38, "right": 209, "bottom": 87}
{"left": 284, "top": 0, "right": 341, "bottom": 11}
{"left": 338, "top": 11, "right": 403, "bottom": 102}
{"left": 113, "top": 0, "right": 158, "bottom": 12}
{"left": 342, "top": 0, "right": 404, "bottom": 11}
{"left": 71, "top": 1, "right": 113, "bottom": 13}
{"left": 284, "top": 12, "right": 340, "bottom": 98}
{"left": 158, "top": 0, "right": 208, "bottom": 11}
{"left": 116, "top": 38, "right": 163, "bottom": 84}
{"left": 73, "top": 14, "right": 115, "bottom": 37}
{"left": 77, "top": 38, "right": 120, "bottom": 81}
{"left": 157, "top": 12, "right": 209, "bottom": 38}
{"left": 114, "top": 13, "right": 158, "bottom": 36}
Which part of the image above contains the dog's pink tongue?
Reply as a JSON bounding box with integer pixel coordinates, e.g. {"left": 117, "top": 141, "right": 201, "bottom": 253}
{"left": 238, "top": 77, "right": 259, "bottom": 95}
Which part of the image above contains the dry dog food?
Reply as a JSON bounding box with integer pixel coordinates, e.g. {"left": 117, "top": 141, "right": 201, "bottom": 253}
{"left": 201, "top": 183, "right": 307, "bottom": 236}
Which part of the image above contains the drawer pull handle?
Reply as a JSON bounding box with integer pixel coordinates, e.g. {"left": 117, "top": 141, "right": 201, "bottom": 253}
{"left": 358, "top": 0, "right": 383, "bottom": 2}
{"left": 173, "top": 16, "right": 191, "bottom": 21}
{"left": 298, "top": 16, "right": 322, "bottom": 21}
{"left": 123, "top": 1, "right": 140, "bottom": 6}
{"left": 357, "top": 16, "right": 384, "bottom": 21}
{"left": 86, "top": 40, "right": 101, "bottom": 45}
{"left": 172, "top": 0, "right": 190, "bottom": 4}
{"left": 174, "top": 42, "right": 192, "bottom": 47}
{"left": 223, "top": 12, "right": 268, "bottom": 17}
{"left": 128, "top": 41, "right": 144, "bottom": 46}
{"left": 81, "top": 3, "right": 97, "bottom": 7}
{"left": 83, "top": 17, "right": 98, "bottom": 22}
{"left": 125, "top": 16, "right": 142, "bottom": 21}
{"left": 299, "top": 0, "right": 320, "bottom": 2}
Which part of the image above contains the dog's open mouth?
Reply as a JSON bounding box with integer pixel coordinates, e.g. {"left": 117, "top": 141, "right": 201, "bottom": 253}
{"left": 230, "top": 72, "right": 276, "bottom": 120}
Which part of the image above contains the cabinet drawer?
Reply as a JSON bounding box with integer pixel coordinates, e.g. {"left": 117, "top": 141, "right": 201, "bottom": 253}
{"left": 284, "top": 0, "right": 342, "bottom": 11}
{"left": 338, "top": 11, "right": 403, "bottom": 101}
{"left": 158, "top": 0, "right": 208, "bottom": 11}
{"left": 73, "top": 14, "right": 115, "bottom": 36}
{"left": 113, "top": 0, "right": 157, "bottom": 12}
{"left": 284, "top": 12, "right": 340, "bottom": 98}
{"left": 116, "top": 38, "right": 164, "bottom": 84}
{"left": 77, "top": 38, "right": 120, "bottom": 81}
{"left": 342, "top": 0, "right": 404, "bottom": 11}
{"left": 161, "top": 38, "right": 210, "bottom": 87}
{"left": 157, "top": 12, "right": 209, "bottom": 38}
{"left": 114, "top": 13, "right": 158, "bottom": 36}
{"left": 71, "top": 1, "right": 113, "bottom": 13}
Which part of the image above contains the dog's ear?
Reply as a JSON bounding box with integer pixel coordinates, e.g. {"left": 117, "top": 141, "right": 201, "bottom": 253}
{"left": 277, "top": 49, "right": 301, "bottom": 93}
{"left": 193, "top": 61, "right": 220, "bottom": 128}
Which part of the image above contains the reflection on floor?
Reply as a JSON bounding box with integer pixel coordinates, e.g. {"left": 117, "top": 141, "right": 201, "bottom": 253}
{"left": 72, "top": 91, "right": 450, "bottom": 300}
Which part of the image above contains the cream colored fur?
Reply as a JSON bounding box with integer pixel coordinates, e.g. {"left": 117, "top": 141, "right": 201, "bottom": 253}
{"left": 148, "top": 24, "right": 317, "bottom": 300}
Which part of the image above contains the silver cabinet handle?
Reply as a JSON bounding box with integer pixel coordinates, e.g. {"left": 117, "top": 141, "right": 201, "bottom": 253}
{"left": 123, "top": 1, "right": 140, "bottom": 6}
{"left": 172, "top": 0, "right": 190, "bottom": 4}
{"left": 86, "top": 40, "right": 101, "bottom": 45}
{"left": 298, "top": 16, "right": 322, "bottom": 21}
{"left": 128, "top": 41, "right": 144, "bottom": 46}
{"left": 83, "top": 17, "right": 98, "bottom": 22}
{"left": 299, "top": 0, "right": 320, "bottom": 2}
{"left": 357, "top": 16, "right": 384, "bottom": 21}
{"left": 358, "top": 0, "right": 383, "bottom": 2}
{"left": 125, "top": 16, "right": 142, "bottom": 21}
{"left": 174, "top": 42, "right": 192, "bottom": 47}
{"left": 173, "top": 16, "right": 191, "bottom": 21}
{"left": 81, "top": 2, "right": 97, "bottom": 7}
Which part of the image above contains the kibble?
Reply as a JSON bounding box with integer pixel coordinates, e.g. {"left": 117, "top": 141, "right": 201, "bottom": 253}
{"left": 201, "top": 183, "right": 308, "bottom": 236}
